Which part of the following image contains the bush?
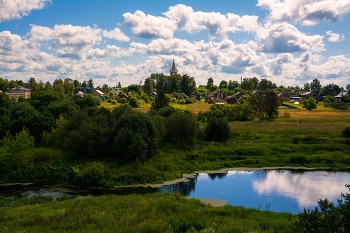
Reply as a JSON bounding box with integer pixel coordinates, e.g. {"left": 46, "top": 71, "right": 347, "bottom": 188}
{"left": 129, "top": 97, "right": 139, "bottom": 108}
{"left": 113, "top": 113, "right": 158, "bottom": 161}
{"left": 73, "top": 162, "right": 106, "bottom": 186}
{"left": 166, "top": 112, "right": 198, "bottom": 148}
{"left": 111, "top": 100, "right": 116, "bottom": 105}
{"left": 117, "top": 98, "right": 127, "bottom": 104}
{"left": 342, "top": 126, "right": 350, "bottom": 138}
{"left": 294, "top": 184, "right": 350, "bottom": 233}
{"left": 205, "top": 117, "right": 230, "bottom": 142}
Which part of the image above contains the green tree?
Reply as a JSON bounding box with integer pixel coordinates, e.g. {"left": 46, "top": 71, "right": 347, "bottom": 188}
{"left": 127, "top": 84, "right": 140, "bottom": 93}
{"left": 151, "top": 91, "right": 170, "bottom": 111}
{"left": 63, "top": 78, "right": 75, "bottom": 95}
{"left": 206, "top": 77, "right": 214, "bottom": 90}
{"left": 241, "top": 78, "right": 254, "bottom": 91}
{"left": 167, "top": 74, "right": 181, "bottom": 93}
{"left": 205, "top": 116, "right": 230, "bottom": 142}
{"left": 143, "top": 77, "right": 154, "bottom": 94}
{"left": 302, "top": 98, "right": 317, "bottom": 111}
{"left": 53, "top": 79, "right": 64, "bottom": 94}
{"left": 228, "top": 80, "right": 239, "bottom": 90}
{"left": 42, "top": 115, "right": 69, "bottom": 147}
{"left": 258, "top": 79, "right": 272, "bottom": 91}
{"left": 303, "top": 83, "right": 310, "bottom": 91}
{"left": 165, "top": 111, "right": 198, "bottom": 148}
{"left": 113, "top": 113, "right": 158, "bottom": 161}
{"left": 44, "top": 81, "right": 52, "bottom": 89}
{"left": 320, "top": 83, "right": 341, "bottom": 96}
{"left": 264, "top": 90, "right": 279, "bottom": 118}
{"left": 219, "top": 80, "right": 228, "bottom": 89}
{"left": 1, "top": 128, "right": 35, "bottom": 154}
{"left": 250, "top": 90, "right": 266, "bottom": 120}
{"left": 180, "top": 74, "right": 196, "bottom": 96}
{"left": 310, "top": 79, "right": 321, "bottom": 95}
{"left": 28, "top": 77, "right": 41, "bottom": 92}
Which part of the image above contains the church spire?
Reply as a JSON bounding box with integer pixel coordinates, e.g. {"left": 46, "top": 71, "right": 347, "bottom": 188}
{"left": 169, "top": 59, "right": 178, "bottom": 76}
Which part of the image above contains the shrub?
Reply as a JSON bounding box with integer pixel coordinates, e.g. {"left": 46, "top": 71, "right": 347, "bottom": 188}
{"left": 73, "top": 162, "right": 106, "bottom": 186}
{"left": 111, "top": 100, "right": 116, "bottom": 105}
{"left": 113, "top": 113, "right": 158, "bottom": 161}
{"left": 205, "top": 117, "right": 230, "bottom": 142}
{"left": 117, "top": 98, "right": 127, "bottom": 104}
{"left": 294, "top": 184, "right": 350, "bottom": 233}
{"left": 129, "top": 97, "right": 139, "bottom": 108}
{"left": 342, "top": 126, "right": 350, "bottom": 139}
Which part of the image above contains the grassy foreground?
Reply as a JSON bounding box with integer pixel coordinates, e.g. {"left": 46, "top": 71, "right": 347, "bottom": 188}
{"left": 0, "top": 193, "right": 295, "bottom": 233}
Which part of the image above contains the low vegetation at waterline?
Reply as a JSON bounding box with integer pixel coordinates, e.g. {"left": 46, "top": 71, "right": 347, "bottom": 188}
{"left": 0, "top": 193, "right": 295, "bottom": 232}
{"left": 1, "top": 185, "right": 350, "bottom": 232}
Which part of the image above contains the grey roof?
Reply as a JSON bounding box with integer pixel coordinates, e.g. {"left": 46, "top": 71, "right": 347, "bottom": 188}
{"left": 335, "top": 91, "right": 348, "bottom": 98}
{"left": 169, "top": 59, "right": 178, "bottom": 74}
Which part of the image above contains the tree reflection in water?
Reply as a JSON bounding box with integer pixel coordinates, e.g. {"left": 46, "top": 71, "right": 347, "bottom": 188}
{"left": 158, "top": 175, "right": 197, "bottom": 196}
{"left": 207, "top": 172, "right": 227, "bottom": 180}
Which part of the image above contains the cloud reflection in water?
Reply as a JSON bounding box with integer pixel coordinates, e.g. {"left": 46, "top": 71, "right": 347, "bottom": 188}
{"left": 252, "top": 170, "right": 350, "bottom": 209}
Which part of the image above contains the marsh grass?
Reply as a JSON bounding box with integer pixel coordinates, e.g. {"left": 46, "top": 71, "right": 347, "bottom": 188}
{"left": 0, "top": 193, "right": 295, "bottom": 232}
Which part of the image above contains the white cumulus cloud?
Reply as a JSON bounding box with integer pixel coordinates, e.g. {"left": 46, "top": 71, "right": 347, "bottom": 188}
{"left": 257, "top": 0, "right": 350, "bottom": 26}
{"left": 326, "top": 30, "right": 345, "bottom": 42}
{"left": 0, "top": 0, "right": 51, "bottom": 22}
{"left": 257, "top": 23, "right": 324, "bottom": 53}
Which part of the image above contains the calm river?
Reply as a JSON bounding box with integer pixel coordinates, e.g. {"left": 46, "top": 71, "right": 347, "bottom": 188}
{"left": 1, "top": 169, "right": 349, "bottom": 214}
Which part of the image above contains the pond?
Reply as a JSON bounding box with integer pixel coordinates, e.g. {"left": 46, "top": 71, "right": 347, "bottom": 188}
{"left": 1, "top": 169, "right": 349, "bottom": 214}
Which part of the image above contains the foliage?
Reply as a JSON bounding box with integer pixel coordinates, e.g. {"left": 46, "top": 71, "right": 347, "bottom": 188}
{"left": 113, "top": 113, "right": 158, "bottom": 161}
{"left": 293, "top": 184, "right": 350, "bottom": 233}
{"left": 128, "top": 96, "right": 139, "bottom": 108}
{"left": 166, "top": 111, "right": 198, "bottom": 148}
{"left": 151, "top": 90, "right": 170, "bottom": 111}
{"left": 302, "top": 98, "right": 317, "bottom": 111}
{"left": 42, "top": 115, "right": 69, "bottom": 147}
{"left": 205, "top": 116, "right": 230, "bottom": 142}
{"left": 310, "top": 79, "right": 321, "bottom": 95}
{"left": 342, "top": 126, "right": 350, "bottom": 138}
{"left": 73, "top": 162, "right": 106, "bottom": 186}
{"left": 143, "top": 77, "right": 154, "bottom": 94}
{"left": 74, "top": 94, "right": 100, "bottom": 109}
{"left": 1, "top": 128, "right": 35, "bottom": 154}
{"left": 250, "top": 89, "right": 279, "bottom": 119}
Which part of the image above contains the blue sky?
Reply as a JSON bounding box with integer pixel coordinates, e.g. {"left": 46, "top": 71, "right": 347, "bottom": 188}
{"left": 0, "top": 0, "right": 349, "bottom": 87}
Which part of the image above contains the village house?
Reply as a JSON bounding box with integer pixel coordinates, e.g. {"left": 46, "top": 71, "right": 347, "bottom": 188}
{"left": 225, "top": 91, "right": 243, "bottom": 104}
{"left": 6, "top": 86, "right": 31, "bottom": 99}
{"left": 93, "top": 89, "right": 104, "bottom": 98}
{"left": 278, "top": 92, "right": 290, "bottom": 101}
{"left": 211, "top": 89, "right": 226, "bottom": 101}
{"left": 334, "top": 90, "right": 349, "bottom": 102}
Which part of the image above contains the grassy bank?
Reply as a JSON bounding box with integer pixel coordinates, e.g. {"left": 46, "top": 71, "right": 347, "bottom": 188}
{"left": 0, "top": 193, "right": 295, "bottom": 232}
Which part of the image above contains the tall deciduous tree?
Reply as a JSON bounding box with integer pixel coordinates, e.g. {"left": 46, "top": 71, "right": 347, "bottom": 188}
{"left": 151, "top": 91, "right": 169, "bottom": 111}
{"left": 219, "top": 80, "right": 228, "bottom": 89}
{"left": 143, "top": 77, "right": 154, "bottom": 94}
{"left": 241, "top": 78, "right": 254, "bottom": 91}
{"left": 310, "top": 79, "right": 321, "bottom": 94}
{"left": 63, "top": 78, "right": 75, "bottom": 95}
{"left": 206, "top": 77, "right": 214, "bottom": 89}
{"left": 180, "top": 74, "right": 196, "bottom": 96}
{"left": 53, "top": 79, "right": 64, "bottom": 94}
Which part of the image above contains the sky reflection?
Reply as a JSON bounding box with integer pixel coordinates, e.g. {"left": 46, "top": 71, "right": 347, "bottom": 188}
{"left": 252, "top": 170, "right": 349, "bottom": 209}
{"left": 188, "top": 170, "right": 350, "bottom": 213}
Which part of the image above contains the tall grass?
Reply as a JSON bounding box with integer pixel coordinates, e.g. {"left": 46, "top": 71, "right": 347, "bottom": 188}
{"left": 0, "top": 193, "right": 295, "bottom": 232}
